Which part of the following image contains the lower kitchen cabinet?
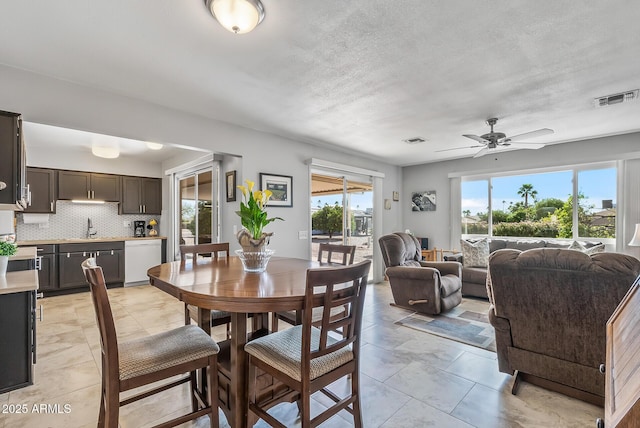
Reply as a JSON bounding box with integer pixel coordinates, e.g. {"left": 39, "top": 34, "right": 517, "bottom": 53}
{"left": 58, "top": 242, "right": 124, "bottom": 290}
{"left": 0, "top": 289, "right": 36, "bottom": 394}
{"left": 36, "top": 245, "right": 57, "bottom": 291}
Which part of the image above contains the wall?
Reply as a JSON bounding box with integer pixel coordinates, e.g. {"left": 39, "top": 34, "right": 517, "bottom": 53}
{"left": 16, "top": 201, "right": 157, "bottom": 241}
{"left": 0, "top": 64, "right": 402, "bottom": 281}
{"left": 403, "top": 133, "right": 640, "bottom": 251}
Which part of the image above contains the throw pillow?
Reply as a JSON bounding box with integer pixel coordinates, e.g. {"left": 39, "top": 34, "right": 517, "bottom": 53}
{"left": 460, "top": 238, "right": 490, "bottom": 268}
{"left": 568, "top": 241, "right": 606, "bottom": 255}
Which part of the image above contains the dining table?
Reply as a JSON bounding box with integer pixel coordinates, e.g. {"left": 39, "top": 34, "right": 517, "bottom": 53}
{"left": 147, "top": 255, "right": 325, "bottom": 428}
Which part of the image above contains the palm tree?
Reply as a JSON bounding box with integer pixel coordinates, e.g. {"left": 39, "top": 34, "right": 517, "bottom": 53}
{"left": 462, "top": 209, "right": 471, "bottom": 217}
{"left": 517, "top": 184, "right": 538, "bottom": 208}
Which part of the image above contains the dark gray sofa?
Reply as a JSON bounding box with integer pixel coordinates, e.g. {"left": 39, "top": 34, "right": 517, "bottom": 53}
{"left": 445, "top": 238, "right": 603, "bottom": 299}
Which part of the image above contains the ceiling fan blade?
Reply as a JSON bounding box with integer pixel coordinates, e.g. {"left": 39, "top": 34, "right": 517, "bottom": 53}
{"left": 506, "top": 128, "right": 554, "bottom": 141}
{"left": 436, "top": 145, "right": 483, "bottom": 153}
{"left": 506, "top": 142, "right": 545, "bottom": 150}
{"left": 462, "top": 134, "right": 490, "bottom": 144}
{"left": 473, "top": 147, "right": 490, "bottom": 158}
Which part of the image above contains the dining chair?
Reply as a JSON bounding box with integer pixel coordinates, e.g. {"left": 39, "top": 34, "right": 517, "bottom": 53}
{"left": 245, "top": 260, "right": 371, "bottom": 428}
{"left": 81, "top": 258, "right": 220, "bottom": 428}
{"left": 271, "top": 243, "right": 356, "bottom": 332}
{"left": 180, "top": 243, "right": 233, "bottom": 338}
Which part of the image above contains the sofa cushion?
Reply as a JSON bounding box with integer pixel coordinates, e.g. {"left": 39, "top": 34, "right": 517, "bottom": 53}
{"left": 506, "top": 239, "right": 546, "bottom": 251}
{"left": 544, "top": 241, "right": 571, "bottom": 249}
{"left": 489, "top": 239, "right": 508, "bottom": 253}
{"left": 461, "top": 238, "right": 489, "bottom": 267}
{"left": 463, "top": 266, "right": 488, "bottom": 284}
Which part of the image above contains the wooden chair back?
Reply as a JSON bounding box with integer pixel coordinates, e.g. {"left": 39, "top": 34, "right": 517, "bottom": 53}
{"left": 302, "top": 260, "right": 371, "bottom": 365}
{"left": 180, "top": 243, "right": 230, "bottom": 263}
{"left": 81, "top": 258, "right": 119, "bottom": 387}
{"left": 317, "top": 243, "right": 356, "bottom": 265}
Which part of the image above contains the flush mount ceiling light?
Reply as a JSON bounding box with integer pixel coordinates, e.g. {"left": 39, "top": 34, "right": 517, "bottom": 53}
{"left": 91, "top": 145, "right": 120, "bottom": 159}
{"left": 204, "top": 0, "right": 265, "bottom": 34}
{"left": 146, "top": 142, "right": 163, "bottom": 150}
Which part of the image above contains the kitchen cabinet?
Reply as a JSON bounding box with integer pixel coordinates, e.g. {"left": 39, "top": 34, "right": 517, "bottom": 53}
{"left": 24, "top": 167, "right": 56, "bottom": 213}
{"left": 36, "top": 244, "right": 57, "bottom": 291}
{"left": 57, "top": 170, "right": 120, "bottom": 202}
{"left": 0, "top": 289, "right": 36, "bottom": 394}
{"left": 120, "top": 176, "right": 162, "bottom": 215}
{"left": 0, "top": 110, "right": 27, "bottom": 210}
{"left": 58, "top": 242, "right": 124, "bottom": 289}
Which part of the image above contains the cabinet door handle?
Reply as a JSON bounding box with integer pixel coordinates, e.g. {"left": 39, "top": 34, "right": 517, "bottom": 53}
{"left": 38, "top": 305, "right": 44, "bottom": 322}
{"left": 27, "top": 184, "right": 32, "bottom": 206}
{"left": 139, "top": 205, "right": 142, "bottom": 213}
{"left": 92, "top": 190, "right": 95, "bottom": 199}
{"left": 143, "top": 205, "right": 146, "bottom": 213}
{"left": 67, "top": 253, "right": 70, "bottom": 258}
{"left": 50, "top": 201, "right": 54, "bottom": 211}
{"left": 88, "top": 190, "right": 91, "bottom": 199}
{"left": 96, "top": 251, "right": 100, "bottom": 257}
{"left": 111, "top": 250, "right": 114, "bottom": 255}
{"left": 83, "top": 252, "right": 87, "bottom": 257}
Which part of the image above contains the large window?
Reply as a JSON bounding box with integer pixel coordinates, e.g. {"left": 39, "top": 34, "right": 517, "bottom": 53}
{"left": 461, "top": 164, "right": 616, "bottom": 240}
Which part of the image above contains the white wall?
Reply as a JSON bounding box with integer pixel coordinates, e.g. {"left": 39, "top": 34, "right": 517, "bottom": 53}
{"left": 0, "top": 64, "right": 402, "bottom": 278}
{"left": 403, "top": 133, "right": 640, "bottom": 251}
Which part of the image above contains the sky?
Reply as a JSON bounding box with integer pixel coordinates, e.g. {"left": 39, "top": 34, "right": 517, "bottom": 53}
{"left": 312, "top": 192, "right": 373, "bottom": 211}
{"left": 462, "top": 167, "right": 617, "bottom": 215}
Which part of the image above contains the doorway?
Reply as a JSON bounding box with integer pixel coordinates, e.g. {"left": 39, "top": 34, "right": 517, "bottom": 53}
{"left": 176, "top": 168, "right": 218, "bottom": 259}
{"left": 310, "top": 173, "right": 374, "bottom": 274}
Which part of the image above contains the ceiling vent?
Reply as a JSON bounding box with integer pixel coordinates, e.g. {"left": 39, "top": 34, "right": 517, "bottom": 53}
{"left": 403, "top": 137, "right": 427, "bottom": 144}
{"left": 595, "top": 90, "right": 638, "bottom": 107}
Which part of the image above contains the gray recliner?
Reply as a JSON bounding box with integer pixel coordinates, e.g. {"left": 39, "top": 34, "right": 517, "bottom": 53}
{"left": 379, "top": 232, "right": 463, "bottom": 315}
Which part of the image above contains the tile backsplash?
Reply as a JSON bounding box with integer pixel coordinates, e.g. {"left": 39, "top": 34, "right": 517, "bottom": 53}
{"left": 17, "top": 201, "right": 158, "bottom": 241}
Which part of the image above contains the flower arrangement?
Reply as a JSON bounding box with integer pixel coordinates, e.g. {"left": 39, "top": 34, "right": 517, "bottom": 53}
{"left": 236, "top": 179, "right": 283, "bottom": 240}
{"left": 0, "top": 241, "right": 18, "bottom": 256}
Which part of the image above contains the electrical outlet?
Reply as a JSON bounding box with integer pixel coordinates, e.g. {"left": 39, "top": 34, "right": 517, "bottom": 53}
{"left": 298, "top": 230, "right": 308, "bottom": 240}
{"left": 123, "top": 221, "right": 131, "bottom": 228}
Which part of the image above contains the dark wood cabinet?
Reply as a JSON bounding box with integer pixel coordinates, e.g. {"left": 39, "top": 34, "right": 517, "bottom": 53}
{"left": 58, "top": 171, "right": 120, "bottom": 202}
{"left": 120, "top": 176, "right": 162, "bottom": 214}
{"left": 0, "top": 110, "right": 27, "bottom": 210}
{"left": 24, "top": 168, "right": 56, "bottom": 213}
{"left": 36, "top": 245, "right": 57, "bottom": 291}
{"left": 0, "top": 290, "right": 35, "bottom": 394}
{"left": 58, "top": 242, "right": 125, "bottom": 289}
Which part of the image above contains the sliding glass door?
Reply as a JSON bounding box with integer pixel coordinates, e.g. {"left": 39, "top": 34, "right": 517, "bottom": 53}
{"left": 310, "top": 172, "right": 374, "bottom": 276}
{"left": 177, "top": 168, "right": 218, "bottom": 260}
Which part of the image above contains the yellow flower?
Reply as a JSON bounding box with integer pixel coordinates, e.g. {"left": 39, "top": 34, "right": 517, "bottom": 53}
{"left": 237, "top": 184, "right": 248, "bottom": 199}
{"left": 246, "top": 180, "right": 254, "bottom": 192}
{"left": 264, "top": 190, "right": 273, "bottom": 200}
{"left": 254, "top": 190, "right": 263, "bottom": 208}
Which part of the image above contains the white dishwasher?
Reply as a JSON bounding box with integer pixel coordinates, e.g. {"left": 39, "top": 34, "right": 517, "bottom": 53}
{"left": 124, "top": 239, "right": 162, "bottom": 286}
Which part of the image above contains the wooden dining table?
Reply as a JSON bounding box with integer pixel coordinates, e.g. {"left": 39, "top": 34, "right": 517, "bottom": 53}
{"left": 147, "top": 255, "right": 324, "bottom": 428}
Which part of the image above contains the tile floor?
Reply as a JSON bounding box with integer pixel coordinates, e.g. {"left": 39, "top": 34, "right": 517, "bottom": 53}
{"left": 0, "top": 283, "right": 603, "bottom": 427}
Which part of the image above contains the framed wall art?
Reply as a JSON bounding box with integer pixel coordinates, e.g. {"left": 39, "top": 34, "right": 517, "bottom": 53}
{"left": 260, "top": 173, "right": 293, "bottom": 207}
{"left": 411, "top": 190, "right": 436, "bottom": 211}
{"left": 226, "top": 170, "right": 237, "bottom": 202}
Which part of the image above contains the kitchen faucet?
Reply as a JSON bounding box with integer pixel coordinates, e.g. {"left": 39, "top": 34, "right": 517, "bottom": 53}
{"left": 87, "top": 218, "right": 97, "bottom": 239}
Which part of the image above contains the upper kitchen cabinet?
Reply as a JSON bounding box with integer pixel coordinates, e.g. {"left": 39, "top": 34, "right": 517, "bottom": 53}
{"left": 120, "top": 176, "right": 162, "bottom": 215}
{"left": 24, "top": 168, "right": 56, "bottom": 213}
{"left": 57, "top": 171, "right": 120, "bottom": 202}
{"left": 0, "top": 110, "right": 27, "bottom": 210}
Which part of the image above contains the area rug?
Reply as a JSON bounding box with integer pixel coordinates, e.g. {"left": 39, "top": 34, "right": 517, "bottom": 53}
{"left": 394, "top": 298, "right": 496, "bottom": 352}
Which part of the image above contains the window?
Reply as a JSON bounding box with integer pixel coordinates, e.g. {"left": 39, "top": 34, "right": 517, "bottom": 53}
{"left": 460, "top": 164, "right": 616, "bottom": 240}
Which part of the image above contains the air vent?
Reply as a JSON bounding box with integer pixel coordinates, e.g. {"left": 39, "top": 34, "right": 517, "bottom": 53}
{"left": 595, "top": 90, "right": 638, "bottom": 107}
{"left": 403, "top": 137, "right": 427, "bottom": 144}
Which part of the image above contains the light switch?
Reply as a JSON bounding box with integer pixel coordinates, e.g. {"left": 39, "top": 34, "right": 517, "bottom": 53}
{"left": 298, "top": 230, "right": 308, "bottom": 240}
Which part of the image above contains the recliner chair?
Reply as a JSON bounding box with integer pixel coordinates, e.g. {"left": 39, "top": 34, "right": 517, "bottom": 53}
{"left": 379, "top": 232, "right": 462, "bottom": 315}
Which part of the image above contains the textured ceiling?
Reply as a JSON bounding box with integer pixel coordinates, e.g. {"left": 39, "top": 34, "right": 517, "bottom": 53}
{"left": 0, "top": 1, "right": 639, "bottom": 166}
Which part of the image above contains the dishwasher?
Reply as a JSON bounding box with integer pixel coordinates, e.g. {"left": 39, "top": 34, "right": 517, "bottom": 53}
{"left": 124, "top": 239, "right": 162, "bottom": 286}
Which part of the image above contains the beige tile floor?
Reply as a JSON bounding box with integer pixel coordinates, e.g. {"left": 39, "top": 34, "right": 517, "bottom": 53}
{"left": 0, "top": 283, "right": 603, "bottom": 428}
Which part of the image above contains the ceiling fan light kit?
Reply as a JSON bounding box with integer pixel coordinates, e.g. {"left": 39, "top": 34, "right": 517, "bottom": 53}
{"left": 438, "top": 118, "right": 554, "bottom": 158}
{"left": 205, "top": 0, "right": 265, "bottom": 34}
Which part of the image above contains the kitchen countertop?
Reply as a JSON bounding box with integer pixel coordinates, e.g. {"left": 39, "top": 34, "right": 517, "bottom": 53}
{"left": 17, "top": 236, "right": 167, "bottom": 245}
{"left": 0, "top": 270, "right": 39, "bottom": 295}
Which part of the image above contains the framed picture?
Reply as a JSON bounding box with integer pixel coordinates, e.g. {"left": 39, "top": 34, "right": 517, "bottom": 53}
{"left": 225, "top": 170, "right": 237, "bottom": 202}
{"left": 260, "top": 173, "right": 293, "bottom": 207}
{"left": 411, "top": 190, "right": 436, "bottom": 211}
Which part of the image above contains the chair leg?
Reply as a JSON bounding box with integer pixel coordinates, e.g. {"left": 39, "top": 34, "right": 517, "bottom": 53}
{"left": 208, "top": 355, "right": 219, "bottom": 428}
{"left": 301, "top": 391, "right": 311, "bottom": 428}
{"left": 97, "top": 384, "right": 106, "bottom": 428}
{"left": 271, "top": 312, "right": 279, "bottom": 332}
{"left": 190, "top": 370, "right": 198, "bottom": 412}
{"left": 351, "top": 370, "right": 363, "bottom": 428}
{"left": 104, "top": 381, "right": 119, "bottom": 428}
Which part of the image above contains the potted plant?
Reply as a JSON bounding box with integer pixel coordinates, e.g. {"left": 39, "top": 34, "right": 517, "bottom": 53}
{"left": 235, "top": 179, "right": 283, "bottom": 271}
{"left": 0, "top": 240, "right": 18, "bottom": 276}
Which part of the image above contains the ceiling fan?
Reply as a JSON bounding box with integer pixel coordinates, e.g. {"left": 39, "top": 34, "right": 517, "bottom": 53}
{"left": 438, "top": 118, "right": 554, "bottom": 158}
